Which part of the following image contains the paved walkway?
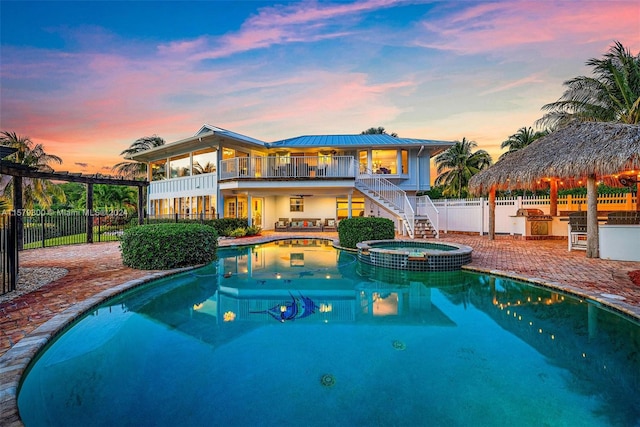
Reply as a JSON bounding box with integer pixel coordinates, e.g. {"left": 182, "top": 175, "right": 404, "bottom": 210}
{"left": 1, "top": 232, "right": 639, "bottom": 425}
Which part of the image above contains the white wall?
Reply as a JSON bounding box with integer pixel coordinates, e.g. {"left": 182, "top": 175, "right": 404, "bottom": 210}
{"left": 266, "top": 196, "right": 338, "bottom": 229}
{"left": 425, "top": 193, "right": 636, "bottom": 236}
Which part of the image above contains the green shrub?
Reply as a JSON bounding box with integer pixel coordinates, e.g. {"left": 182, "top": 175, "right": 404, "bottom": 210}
{"left": 337, "top": 217, "right": 395, "bottom": 249}
{"left": 205, "top": 218, "right": 248, "bottom": 237}
{"left": 145, "top": 217, "right": 249, "bottom": 238}
{"left": 246, "top": 225, "right": 262, "bottom": 236}
{"left": 229, "top": 227, "right": 247, "bottom": 237}
{"left": 120, "top": 223, "right": 218, "bottom": 270}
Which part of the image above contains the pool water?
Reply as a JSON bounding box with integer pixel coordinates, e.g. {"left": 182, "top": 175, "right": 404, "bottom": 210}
{"left": 18, "top": 239, "right": 640, "bottom": 426}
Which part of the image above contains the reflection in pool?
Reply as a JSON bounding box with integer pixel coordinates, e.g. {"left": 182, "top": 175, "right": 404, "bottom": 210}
{"left": 18, "top": 239, "right": 640, "bottom": 426}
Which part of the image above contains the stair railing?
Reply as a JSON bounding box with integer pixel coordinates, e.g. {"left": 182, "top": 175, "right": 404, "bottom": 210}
{"left": 356, "top": 167, "right": 415, "bottom": 238}
{"left": 416, "top": 195, "right": 440, "bottom": 238}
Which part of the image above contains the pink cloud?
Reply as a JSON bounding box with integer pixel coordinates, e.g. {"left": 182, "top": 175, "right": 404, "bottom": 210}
{"left": 479, "top": 73, "right": 545, "bottom": 96}
{"left": 191, "top": 0, "right": 403, "bottom": 60}
{"left": 157, "top": 36, "right": 209, "bottom": 56}
{"left": 418, "top": 2, "right": 640, "bottom": 56}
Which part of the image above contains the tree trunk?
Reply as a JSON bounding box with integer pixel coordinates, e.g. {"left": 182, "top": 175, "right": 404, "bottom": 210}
{"left": 586, "top": 175, "right": 599, "bottom": 258}
{"left": 488, "top": 186, "right": 496, "bottom": 240}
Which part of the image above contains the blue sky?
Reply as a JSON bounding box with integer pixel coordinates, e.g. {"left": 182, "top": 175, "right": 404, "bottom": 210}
{"left": 1, "top": 0, "right": 639, "bottom": 173}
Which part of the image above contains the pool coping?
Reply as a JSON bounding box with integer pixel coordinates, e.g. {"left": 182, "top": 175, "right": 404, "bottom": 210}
{"left": 1, "top": 237, "right": 639, "bottom": 426}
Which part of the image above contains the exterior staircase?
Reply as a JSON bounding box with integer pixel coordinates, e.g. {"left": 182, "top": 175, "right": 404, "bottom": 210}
{"left": 414, "top": 218, "right": 437, "bottom": 238}
{"left": 355, "top": 172, "right": 418, "bottom": 238}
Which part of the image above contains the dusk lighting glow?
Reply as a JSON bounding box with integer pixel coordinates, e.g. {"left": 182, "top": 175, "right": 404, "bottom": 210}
{"left": 1, "top": 1, "right": 638, "bottom": 175}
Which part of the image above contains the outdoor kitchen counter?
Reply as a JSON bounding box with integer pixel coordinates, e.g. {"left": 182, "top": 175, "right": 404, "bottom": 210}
{"left": 599, "top": 224, "right": 640, "bottom": 262}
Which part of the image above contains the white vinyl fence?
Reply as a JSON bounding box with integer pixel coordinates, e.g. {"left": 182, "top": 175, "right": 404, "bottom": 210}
{"left": 414, "top": 193, "right": 637, "bottom": 236}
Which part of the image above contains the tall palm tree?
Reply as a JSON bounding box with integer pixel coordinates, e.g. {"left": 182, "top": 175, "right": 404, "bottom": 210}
{"left": 499, "top": 127, "right": 548, "bottom": 161}
{"left": 0, "top": 131, "right": 65, "bottom": 209}
{"left": 434, "top": 137, "right": 492, "bottom": 198}
{"left": 538, "top": 41, "right": 640, "bottom": 128}
{"left": 112, "top": 135, "right": 165, "bottom": 179}
{"left": 361, "top": 126, "right": 398, "bottom": 137}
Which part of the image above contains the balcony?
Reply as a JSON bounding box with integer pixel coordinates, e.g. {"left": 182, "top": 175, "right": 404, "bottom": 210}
{"left": 148, "top": 173, "right": 217, "bottom": 198}
{"left": 219, "top": 156, "right": 357, "bottom": 180}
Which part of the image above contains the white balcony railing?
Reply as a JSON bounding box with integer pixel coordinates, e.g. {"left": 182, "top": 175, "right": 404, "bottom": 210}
{"left": 149, "top": 173, "right": 217, "bottom": 198}
{"left": 219, "top": 156, "right": 356, "bottom": 180}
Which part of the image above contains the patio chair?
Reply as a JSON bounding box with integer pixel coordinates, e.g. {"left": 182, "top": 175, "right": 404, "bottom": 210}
{"left": 606, "top": 211, "right": 640, "bottom": 225}
{"left": 323, "top": 218, "right": 337, "bottom": 232}
{"left": 568, "top": 212, "right": 587, "bottom": 251}
{"left": 275, "top": 218, "right": 290, "bottom": 231}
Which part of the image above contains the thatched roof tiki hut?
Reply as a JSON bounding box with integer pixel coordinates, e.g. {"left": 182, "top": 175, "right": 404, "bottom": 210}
{"left": 469, "top": 122, "right": 640, "bottom": 258}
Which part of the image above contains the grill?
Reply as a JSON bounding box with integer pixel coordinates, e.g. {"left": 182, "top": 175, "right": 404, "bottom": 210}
{"left": 515, "top": 208, "right": 553, "bottom": 221}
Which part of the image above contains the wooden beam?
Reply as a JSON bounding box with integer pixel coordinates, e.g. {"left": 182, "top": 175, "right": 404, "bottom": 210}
{"left": 86, "top": 183, "right": 94, "bottom": 244}
{"left": 586, "top": 174, "right": 599, "bottom": 258}
{"left": 0, "top": 163, "right": 147, "bottom": 187}
{"left": 488, "top": 185, "right": 496, "bottom": 240}
{"left": 549, "top": 179, "right": 558, "bottom": 216}
{"left": 12, "top": 176, "right": 23, "bottom": 251}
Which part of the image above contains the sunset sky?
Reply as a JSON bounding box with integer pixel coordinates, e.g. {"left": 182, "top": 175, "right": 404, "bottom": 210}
{"left": 1, "top": 0, "right": 639, "bottom": 175}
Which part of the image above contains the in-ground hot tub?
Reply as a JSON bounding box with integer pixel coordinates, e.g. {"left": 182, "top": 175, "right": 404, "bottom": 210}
{"left": 356, "top": 240, "right": 472, "bottom": 271}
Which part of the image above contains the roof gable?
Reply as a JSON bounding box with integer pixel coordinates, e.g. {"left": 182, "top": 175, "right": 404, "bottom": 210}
{"left": 197, "top": 124, "right": 266, "bottom": 146}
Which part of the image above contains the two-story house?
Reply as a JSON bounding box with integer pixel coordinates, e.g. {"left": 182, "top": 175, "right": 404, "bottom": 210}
{"left": 128, "top": 124, "right": 454, "bottom": 237}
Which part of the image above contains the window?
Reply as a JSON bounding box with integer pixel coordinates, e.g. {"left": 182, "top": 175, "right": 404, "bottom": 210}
{"left": 336, "top": 197, "right": 364, "bottom": 219}
{"left": 401, "top": 150, "right": 408, "bottom": 174}
{"left": 372, "top": 149, "right": 397, "bottom": 174}
{"left": 169, "top": 154, "right": 190, "bottom": 178}
{"left": 192, "top": 148, "right": 216, "bottom": 174}
{"left": 290, "top": 197, "right": 304, "bottom": 212}
{"left": 359, "top": 151, "right": 368, "bottom": 173}
{"left": 149, "top": 159, "right": 166, "bottom": 181}
{"left": 227, "top": 200, "right": 236, "bottom": 217}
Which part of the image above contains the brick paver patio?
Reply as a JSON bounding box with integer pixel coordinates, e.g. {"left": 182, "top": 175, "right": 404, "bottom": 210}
{"left": 1, "top": 232, "right": 639, "bottom": 425}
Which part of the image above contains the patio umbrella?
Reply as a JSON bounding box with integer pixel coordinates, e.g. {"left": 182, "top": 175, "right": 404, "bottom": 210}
{"left": 469, "top": 121, "right": 640, "bottom": 258}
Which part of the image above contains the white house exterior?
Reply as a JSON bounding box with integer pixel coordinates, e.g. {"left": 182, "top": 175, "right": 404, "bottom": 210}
{"left": 128, "top": 124, "right": 455, "bottom": 237}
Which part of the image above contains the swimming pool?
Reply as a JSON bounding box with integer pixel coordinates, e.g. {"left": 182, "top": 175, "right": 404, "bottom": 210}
{"left": 18, "top": 239, "right": 640, "bottom": 426}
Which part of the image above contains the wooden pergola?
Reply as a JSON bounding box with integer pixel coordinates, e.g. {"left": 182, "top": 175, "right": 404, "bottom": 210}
{"left": 0, "top": 159, "right": 148, "bottom": 248}
{"left": 469, "top": 121, "right": 640, "bottom": 258}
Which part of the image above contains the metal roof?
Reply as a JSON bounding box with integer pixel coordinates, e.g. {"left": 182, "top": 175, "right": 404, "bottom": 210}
{"left": 128, "top": 125, "right": 267, "bottom": 162}
{"left": 197, "top": 124, "right": 266, "bottom": 146}
{"left": 268, "top": 134, "right": 455, "bottom": 149}
{"left": 127, "top": 126, "right": 455, "bottom": 162}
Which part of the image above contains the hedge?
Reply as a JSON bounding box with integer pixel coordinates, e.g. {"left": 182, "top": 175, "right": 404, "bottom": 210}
{"left": 145, "top": 217, "right": 248, "bottom": 237}
{"left": 337, "top": 217, "right": 395, "bottom": 249}
{"left": 120, "top": 223, "right": 218, "bottom": 270}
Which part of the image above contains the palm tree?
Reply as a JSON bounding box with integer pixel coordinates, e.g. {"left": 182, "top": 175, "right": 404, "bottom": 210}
{"left": 499, "top": 127, "right": 548, "bottom": 161}
{"left": 434, "top": 137, "right": 492, "bottom": 198}
{"left": 0, "top": 131, "right": 65, "bottom": 209}
{"left": 112, "top": 135, "right": 165, "bottom": 179}
{"left": 538, "top": 41, "right": 640, "bottom": 128}
{"left": 94, "top": 185, "right": 137, "bottom": 211}
{"left": 193, "top": 161, "right": 216, "bottom": 175}
{"left": 361, "top": 127, "right": 398, "bottom": 137}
